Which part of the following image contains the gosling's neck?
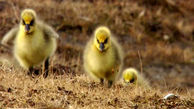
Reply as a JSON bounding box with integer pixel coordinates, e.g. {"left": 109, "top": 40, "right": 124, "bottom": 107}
{"left": 19, "top": 27, "right": 36, "bottom": 38}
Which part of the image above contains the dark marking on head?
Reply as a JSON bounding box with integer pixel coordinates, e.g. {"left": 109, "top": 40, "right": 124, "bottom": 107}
{"left": 30, "top": 20, "right": 34, "bottom": 26}
{"left": 130, "top": 78, "right": 135, "bottom": 83}
{"left": 97, "top": 38, "right": 100, "bottom": 43}
{"left": 22, "top": 19, "right": 26, "bottom": 25}
{"left": 104, "top": 38, "right": 108, "bottom": 44}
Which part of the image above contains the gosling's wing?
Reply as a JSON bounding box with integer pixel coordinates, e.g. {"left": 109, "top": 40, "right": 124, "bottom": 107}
{"left": 1, "top": 26, "right": 19, "bottom": 46}
{"left": 111, "top": 36, "right": 124, "bottom": 80}
{"left": 83, "top": 37, "right": 93, "bottom": 71}
{"left": 83, "top": 37, "right": 103, "bottom": 80}
{"left": 38, "top": 21, "right": 59, "bottom": 39}
{"left": 111, "top": 36, "right": 124, "bottom": 66}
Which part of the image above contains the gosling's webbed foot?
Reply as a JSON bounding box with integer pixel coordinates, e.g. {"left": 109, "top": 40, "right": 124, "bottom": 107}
{"left": 27, "top": 67, "right": 33, "bottom": 76}
{"left": 27, "top": 67, "right": 41, "bottom": 78}
{"left": 34, "top": 69, "right": 40, "bottom": 75}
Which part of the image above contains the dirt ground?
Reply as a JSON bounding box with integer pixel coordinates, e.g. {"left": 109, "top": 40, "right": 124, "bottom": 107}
{"left": 0, "top": 0, "right": 193, "bottom": 108}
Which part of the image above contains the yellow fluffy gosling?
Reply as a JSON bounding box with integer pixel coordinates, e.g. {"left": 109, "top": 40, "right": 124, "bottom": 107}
{"left": 123, "top": 68, "right": 150, "bottom": 88}
{"left": 83, "top": 26, "right": 123, "bottom": 88}
{"left": 1, "top": 9, "right": 59, "bottom": 78}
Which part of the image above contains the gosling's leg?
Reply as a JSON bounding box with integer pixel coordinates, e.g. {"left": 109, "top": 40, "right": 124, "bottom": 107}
{"left": 108, "top": 80, "right": 113, "bottom": 88}
{"left": 43, "top": 58, "right": 49, "bottom": 78}
{"left": 100, "top": 78, "right": 104, "bottom": 85}
{"left": 27, "top": 67, "right": 34, "bottom": 76}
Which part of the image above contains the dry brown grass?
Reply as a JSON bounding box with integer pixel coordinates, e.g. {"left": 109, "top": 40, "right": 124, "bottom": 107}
{"left": 0, "top": 61, "right": 193, "bottom": 108}
{"left": 0, "top": 0, "right": 193, "bottom": 108}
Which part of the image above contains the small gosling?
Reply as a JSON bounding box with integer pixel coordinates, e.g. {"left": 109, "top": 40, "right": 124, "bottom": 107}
{"left": 83, "top": 26, "right": 123, "bottom": 88}
{"left": 1, "top": 9, "right": 59, "bottom": 78}
{"left": 123, "top": 68, "right": 138, "bottom": 84}
{"left": 123, "top": 68, "right": 150, "bottom": 88}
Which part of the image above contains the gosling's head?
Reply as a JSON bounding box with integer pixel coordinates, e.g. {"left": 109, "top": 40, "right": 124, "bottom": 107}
{"left": 94, "top": 26, "right": 111, "bottom": 52}
{"left": 20, "top": 9, "right": 36, "bottom": 34}
{"left": 123, "top": 68, "right": 138, "bottom": 84}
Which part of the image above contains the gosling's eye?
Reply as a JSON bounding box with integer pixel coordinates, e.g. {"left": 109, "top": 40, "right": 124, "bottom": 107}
{"left": 104, "top": 38, "right": 108, "bottom": 44}
{"left": 30, "top": 20, "right": 34, "bottom": 26}
{"left": 22, "top": 19, "right": 25, "bottom": 25}
{"left": 97, "top": 39, "right": 100, "bottom": 43}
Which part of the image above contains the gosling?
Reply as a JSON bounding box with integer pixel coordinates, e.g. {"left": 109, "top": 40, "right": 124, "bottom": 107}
{"left": 123, "top": 68, "right": 150, "bottom": 88}
{"left": 1, "top": 9, "right": 59, "bottom": 78}
{"left": 123, "top": 68, "right": 138, "bottom": 84}
{"left": 83, "top": 26, "right": 123, "bottom": 88}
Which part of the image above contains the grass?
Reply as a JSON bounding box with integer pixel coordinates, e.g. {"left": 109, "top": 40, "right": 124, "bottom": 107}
{"left": 0, "top": 0, "right": 193, "bottom": 108}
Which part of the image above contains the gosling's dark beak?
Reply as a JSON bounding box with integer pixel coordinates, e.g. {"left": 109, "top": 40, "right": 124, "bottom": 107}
{"left": 100, "top": 43, "right": 104, "bottom": 51}
{"left": 25, "top": 24, "right": 30, "bottom": 32}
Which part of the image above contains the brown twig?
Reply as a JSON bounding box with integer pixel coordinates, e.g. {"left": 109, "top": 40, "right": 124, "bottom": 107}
{"left": 138, "top": 50, "right": 143, "bottom": 74}
{"left": 10, "top": 1, "right": 20, "bottom": 22}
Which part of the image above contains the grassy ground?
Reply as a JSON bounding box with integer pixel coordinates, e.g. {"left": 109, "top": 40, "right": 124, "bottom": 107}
{"left": 0, "top": 0, "right": 193, "bottom": 108}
